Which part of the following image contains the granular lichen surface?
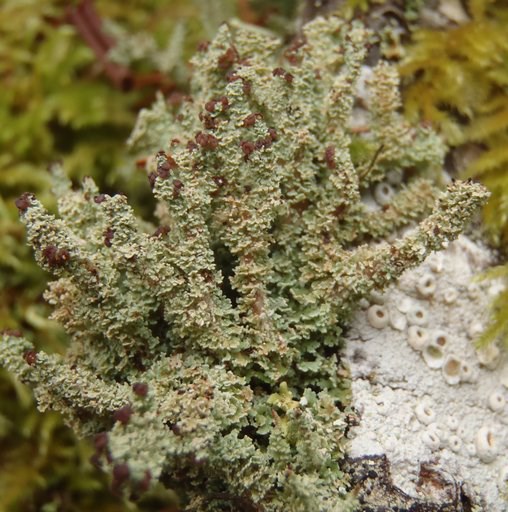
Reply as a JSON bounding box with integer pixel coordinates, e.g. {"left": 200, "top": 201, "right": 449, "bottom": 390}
{"left": 1, "top": 16, "right": 489, "bottom": 512}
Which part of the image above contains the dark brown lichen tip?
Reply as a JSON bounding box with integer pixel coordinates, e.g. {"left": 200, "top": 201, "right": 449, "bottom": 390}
{"left": 152, "top": 225, "right": 170, "bottom": 238}
{"left": 94, "top": 432, "right": 109, "bottom": 453}
{"left": 132, "top": 382, "right": 149, "bottom": 397}
{"left": 113, "top": 404, "right": 133, "bottom": 425}
{"left": 104, "top": 227, "right": 115, "bottom": 247}
{"left": 15, "top": 192, "right": 35, "bottom": 212}
{"left": 94, "top": 194, "right": 107, "bottom": 204}
{"left": 23, "top": 350, "right": 37, "bottom": 366}
{"left": 112, "top": 463, "right": 130, "bottom": 490}
{"left": 42, "top": 245, "right": 71, "bottom": 268}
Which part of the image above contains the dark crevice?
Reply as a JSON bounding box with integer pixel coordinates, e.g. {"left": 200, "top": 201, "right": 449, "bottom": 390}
{"left": 238, "top": 424, "right": 269, "bottom": 449}
{"left": 148, "top": 304, "right": 169, "bottom": 343}
{"left": 249, "top": 376, "right": 273, "bottom": 396}
{"left": 212, "top": 242, "right": 240, "bottom": 307}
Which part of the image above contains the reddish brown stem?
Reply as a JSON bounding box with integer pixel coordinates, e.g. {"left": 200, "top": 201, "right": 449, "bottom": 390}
{"left": 66, "top": 0, "right": 178, "bottom": 98}
{"left": 66, "top": 0, "right": 133, "bottom": 90}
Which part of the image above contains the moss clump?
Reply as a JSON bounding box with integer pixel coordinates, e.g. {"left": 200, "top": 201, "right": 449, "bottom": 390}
{"left": 400, "top": 0, "right": 508, "bottom": 243}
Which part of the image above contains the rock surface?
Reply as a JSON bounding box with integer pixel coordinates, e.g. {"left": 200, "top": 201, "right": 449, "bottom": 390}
{"left": 344, "top": 235, "right": 508, "bottom": 510}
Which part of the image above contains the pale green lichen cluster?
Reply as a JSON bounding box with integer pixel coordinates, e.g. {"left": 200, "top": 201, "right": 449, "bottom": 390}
{"left": 1, "top": 17, "right": 488, "bottom": 512}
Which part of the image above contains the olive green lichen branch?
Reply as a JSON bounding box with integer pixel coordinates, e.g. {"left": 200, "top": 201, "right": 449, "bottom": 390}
{"left": 1, "top": 16, "right": 488, "bottom": 512}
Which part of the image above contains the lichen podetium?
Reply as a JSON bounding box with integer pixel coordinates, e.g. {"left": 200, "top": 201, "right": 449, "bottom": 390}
{"left": 1, "top": 17, "right": 488, "bottom": 512}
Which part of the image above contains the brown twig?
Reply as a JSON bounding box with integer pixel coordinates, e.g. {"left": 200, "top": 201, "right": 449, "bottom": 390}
{"left": 66, "top": 0, "right": 132, "bottom": 89}
{"left": 66, "top": 0, "right": 175, "bottom": 95}
{"left": 80, "top": 0, "right": 115, "bottom": 49}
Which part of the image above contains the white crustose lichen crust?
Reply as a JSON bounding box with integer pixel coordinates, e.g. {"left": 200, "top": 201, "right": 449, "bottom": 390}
{"left": 345, "top": 235, "right": 508, "bottom": 511}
